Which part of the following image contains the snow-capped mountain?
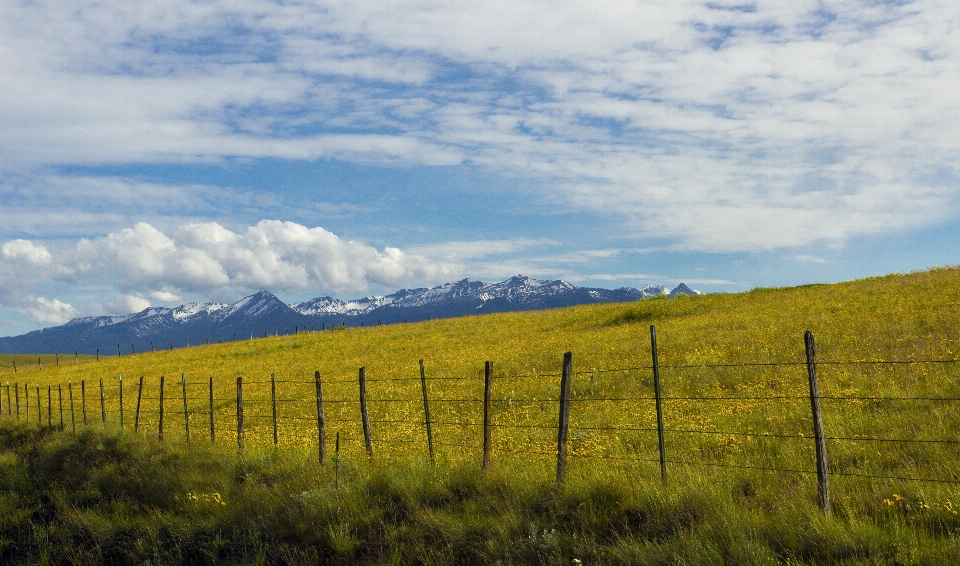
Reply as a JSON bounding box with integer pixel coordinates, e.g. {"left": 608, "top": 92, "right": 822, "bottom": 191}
{"left": 0, "top": 277, "right": 699, "bottom": 354}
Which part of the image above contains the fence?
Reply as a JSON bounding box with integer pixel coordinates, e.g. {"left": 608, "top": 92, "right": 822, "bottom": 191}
{"left": 3, "top": 327, "right": 960, "bottom": 514}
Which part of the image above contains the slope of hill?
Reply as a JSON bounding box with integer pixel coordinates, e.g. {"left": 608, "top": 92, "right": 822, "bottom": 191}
{"left": 0, "top": 267, "right": 959, "bottom": 564}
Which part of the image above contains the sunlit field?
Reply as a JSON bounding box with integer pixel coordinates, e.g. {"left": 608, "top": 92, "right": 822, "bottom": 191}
{"left": 1, "top": 267, "right": 959, "bottom": 563}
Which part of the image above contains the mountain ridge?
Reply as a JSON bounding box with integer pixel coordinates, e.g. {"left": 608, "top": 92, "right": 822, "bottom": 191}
{"left": 0, "top": 276, "right": 699, "bottom": 354}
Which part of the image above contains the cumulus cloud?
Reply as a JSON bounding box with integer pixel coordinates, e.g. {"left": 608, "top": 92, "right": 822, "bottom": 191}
{"left": 14, "top": 220, "right": 462, "bottom": 305}
{"left": 1, "top": 239, "right": 52, "bottom": 265}
{"left": 23, "top": 297, "right": 78, "bottom": 325}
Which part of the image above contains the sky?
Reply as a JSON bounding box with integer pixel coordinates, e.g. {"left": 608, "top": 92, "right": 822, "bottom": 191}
{"left": 1, "top": 0, "right": 959, "bottom": 336}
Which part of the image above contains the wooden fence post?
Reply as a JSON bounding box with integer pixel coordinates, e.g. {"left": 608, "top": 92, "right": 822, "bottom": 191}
{"left": 47, "top": 385, "right": 52, "bottom": 427}
{"left": 57, "top": 384, "right": 63, "bottom": 431}
{"left": 5, "top": 383, "right": 10, "bottom": 416}
{"left": 69, "top": 381, "right": 75, "bottom": 433}
{"left": 271, "top": 373, "right": 278, "bottom": 446}
{"left": 315, "top": 371, "right": 326, "bottom": 464}
{"left": 99, "top": 380, "right": 105, "bottom": 423}
{"left": 359, "top": 367, "right": 373, "bottom": 458}
{"left": 119, "top": 375, "right": 124, "bottom": 429}
{"left": 483, "top": 361, "right": 493, "bottom": 470}
{"left": 81, "top": 380, "right": 87, "bottom": 426}
{"left": 420, "top": 359, "right": 435, "bottom": 464}
{"left": 36, "top": 384, "right": 41, "bottom": 425}
{"left": 135, "top": 376, "right": 143, "bottom": 432}
{"left": 14, "top": 384, "right": 19, "bottom": 420}
{"left": 236, "top": 376, "right": 244, "bottom": 453}
{"left": 556, "top": 352, "right": 573, "bottom": 483}
{"left": 209, "top": 377, "right": 215, "bottom": 443}
{"left": 182, "top": 374, "right": 190, "bottom": 445}
{"left": 158, "top": 375, "right": 165, "bottom": 441}
{"left": 805, "top": 331, "right": 831, "bottom": 515}
{"left": 24, "top": 384, "right": 28, "bottom": 423}
{"left": 651, "top": 325, "right": 666, "bottom": 484}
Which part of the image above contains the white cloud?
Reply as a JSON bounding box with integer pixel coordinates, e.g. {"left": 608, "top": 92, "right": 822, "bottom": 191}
{"left": 23, "top": 297, "right": 78, "bottom": 325}
{"left": 1, "top": 0, "right": 959, "bottom": 253}
{"left": 4, "top": 221, "right": 464, "bottom": 305}
{"left": 1, "top": 240, "right": 51, "bottom": 264}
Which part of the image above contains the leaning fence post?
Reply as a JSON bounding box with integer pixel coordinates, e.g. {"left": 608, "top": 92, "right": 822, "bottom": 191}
{"left": 359, "top": 367, "right": 373, "bottom": 458}
{"left": 650, "top": 325, "right": 667, "bottom": 483}
{"left": 805, "top": 331, "right": 831, "bottom": 515}
{"left": 420, "top": 359, "right": 435, "bottom": 464}
{"left": 209, "top": 377, "right": 215, "bottom": 443}
{"left": 81, "top": 380, "right": 87, "bottom": 426}
{"left": 158, "top": 375, "right": 165, "bottom": 441}
{"left": 69, "top": 381, "right": 75, "bottom": 433}
{"left": 236, "top": 376, "right": 244, "bottom": 453}
{"left": 99, "top": 380, "right": 105, "bottom": 423}
{"left": 271, "top": 373, "right": 278, "bottom": 446}
{"left": 135, "top": 376, "right": 144, "bottom": 432}
{"left": 182, "top": 374, "right": 190, "bottom": 445}
{"left": 557, "top": 352, "right": 573, "bottom": 483}
{"left": 483, "top": 361, "right": 493, "bottom": 470}
{"left": 315, "top": 371, "right": 326, "bottom": 464}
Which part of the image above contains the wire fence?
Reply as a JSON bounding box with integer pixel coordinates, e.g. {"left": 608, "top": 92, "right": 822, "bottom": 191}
{"left": 2, "top": 328, "right": 960, "bottom": 512}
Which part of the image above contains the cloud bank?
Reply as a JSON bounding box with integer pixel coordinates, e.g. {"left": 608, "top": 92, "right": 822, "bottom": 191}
{"left": 0, "top": 221, "right": 464, "bottom": 323}
{"left": 1, "top": 0, "right": 958, "bottom": 252}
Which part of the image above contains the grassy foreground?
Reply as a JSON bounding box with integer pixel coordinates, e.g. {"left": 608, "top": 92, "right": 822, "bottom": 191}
{"left": 1, "top": 267, "right": 960, "bottom": 563}
{"left": 1, "top": 420, "right": 958, "bottom": 565}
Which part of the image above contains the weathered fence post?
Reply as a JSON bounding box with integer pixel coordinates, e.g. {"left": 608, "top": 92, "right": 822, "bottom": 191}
{"left": 135, "top": 376, "right": 143, "bottom": 432}
{"left": 209, "top": 377, "right": 215, "bottom": 443}
{"left": 805, "top": 331, "right": 831, "bottom": 515}
{"left": 57, "top": 384, "right": 63, "bottom": 431}
{"left": 315, "top": 371, "right": 326, "bottom": 464}
{"left": 36, "top": 384, "right": 41, "bottom": 425}
{"left": 158, "top": 375, "right": 165, "bottom": 441}
{"left": 182, "top": 374, "right": 190, "bottom": 445}
{"left": 236, "top": 376, "right": 244, "bottom": 453}
{"left": 483, "top": 361, "right": 493, "bottom": 470}
{"left": 81, "top": 380, "right": 87, "bottom": 426}
{"left": 556, "top": 352, "right": 573, "bottom": 483}
{"left": 99, "top": 380, "right": 105, "bottom": 423}
{"left": 5, "top": 383, "right": 10, "bottom": 416}
{"left": 47, "top": 385, "right": 52, "bottom": 427}
{"left": 119, "top": 375, "right": 124, "bottom": 428}
{"left": 69, "top": 381, "right": 75, "bottom": 433}
{"left": 651, "top": 325, "right": 666, "bottom": 484}
{"left": 24, "top": 384, "right": 29, "bottom": 423}
{"left": 359, "top": 367, "right": 373, "bottom": 458}
{"left": 14, "top": 383, "right": 19, "bottom": 420}
{"left": 420, "top": 359, "right": 435, "bottom": 464}
{"left": 271, "top": 373, "right": 278, "bottom": 446}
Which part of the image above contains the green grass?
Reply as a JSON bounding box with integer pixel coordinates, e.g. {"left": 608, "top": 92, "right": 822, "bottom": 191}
{"left": 3, "top": 421, "right": 960, "bottom": 565}
{"left": 1, "top": 266, "right": 960, "bottom": 563}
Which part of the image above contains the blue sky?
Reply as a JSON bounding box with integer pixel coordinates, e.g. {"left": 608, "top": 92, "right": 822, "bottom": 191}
{"left": 1, "top": 0, "right": 959, "bottom": 336}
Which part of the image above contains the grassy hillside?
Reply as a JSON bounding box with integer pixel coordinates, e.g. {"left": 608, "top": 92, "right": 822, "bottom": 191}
{"left": 1, "top": 267, "right": 959, "bottom": 563}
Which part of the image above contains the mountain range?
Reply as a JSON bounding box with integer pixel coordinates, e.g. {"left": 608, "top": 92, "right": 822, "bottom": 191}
{"left": 0, "top": 276, "right": 700, "bottom": 355}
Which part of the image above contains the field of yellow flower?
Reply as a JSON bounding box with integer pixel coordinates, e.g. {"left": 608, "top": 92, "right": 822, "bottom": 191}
{"left": 2, "top": 267, "right": 960, "bottom": 506}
